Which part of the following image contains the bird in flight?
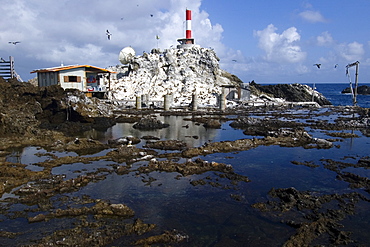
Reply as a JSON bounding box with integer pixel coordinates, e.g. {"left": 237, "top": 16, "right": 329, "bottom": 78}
{"left": 9, "top": 41, "right": 20, "bottom": 45}
{"left": 106, "top": 30, "right": 112, "bottom": 40}
{"left": 313, "top": 63, "right": 321, "bottom": 69}
{"left": 334, "top": 64, "right": 339, "bottom": 68}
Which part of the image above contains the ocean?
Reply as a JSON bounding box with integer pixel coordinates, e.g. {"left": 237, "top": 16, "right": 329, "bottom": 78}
{"left": 313, "top": 83, "right": 370, "bottom": 108}
{"left": 262, "top": 82, "right": 370, "bottom": 108}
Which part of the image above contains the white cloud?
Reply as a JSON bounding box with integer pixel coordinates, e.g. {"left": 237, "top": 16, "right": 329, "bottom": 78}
{"left": 317, "top": 31, "right": 334, "bottom": 46}
{"left": 337, "top": 42, "right": 364, "bottom": 61}
{"left": 299, "top": 10, "right": 327, "bottom": 23}
{"left": 254, "top": 24, "right": 306, "bottom": 63}
{"left": 0, "top": 0, "right": 235, "bottom": 80}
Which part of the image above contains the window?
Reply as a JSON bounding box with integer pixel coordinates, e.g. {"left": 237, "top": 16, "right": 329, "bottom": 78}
{"left": 64, "top": 75, "right": 81, "bottom": 82}
{"left": 68, "top": 76, "right": 78, "bottom": 82}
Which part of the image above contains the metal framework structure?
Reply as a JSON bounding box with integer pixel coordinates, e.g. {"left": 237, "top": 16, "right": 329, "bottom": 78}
{"left": 346, "top": 61, "right": 360, "bottom": 106}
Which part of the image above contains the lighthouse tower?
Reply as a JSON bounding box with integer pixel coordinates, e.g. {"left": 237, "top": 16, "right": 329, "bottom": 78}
{"left": 177, "top": 9, "right": 195, "bottom": 47}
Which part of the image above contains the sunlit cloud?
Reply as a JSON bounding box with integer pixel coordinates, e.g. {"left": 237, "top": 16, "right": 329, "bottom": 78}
{"left": 254, "top": 24, "right": 306, "bottom": 63}
{"left": 337, "top": 41, "right": 364, "bottom": 61}
{"left": 299, "top": 10, "right": 327, "bottom": 23}
{"left": 317, "top": 31, "right": 334, "bottom": 46}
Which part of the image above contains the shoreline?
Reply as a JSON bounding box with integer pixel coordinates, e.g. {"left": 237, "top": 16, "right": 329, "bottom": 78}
{"left": 0, "top": 77, "right": 370, "bottom": 245}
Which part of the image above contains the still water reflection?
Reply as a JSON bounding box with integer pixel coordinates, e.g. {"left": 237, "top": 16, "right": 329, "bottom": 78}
{"left": 83, "top": 115, "right": 244, "bottom": 148}
{"left": 2, "top": 112, "right": 370, "bottom": 246}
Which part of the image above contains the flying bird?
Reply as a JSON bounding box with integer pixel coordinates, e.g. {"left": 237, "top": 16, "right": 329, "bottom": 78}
{"left": 232, "top": 60, "right": 237, "bottom": 62}
{"left": 106, "top": 30, "right": 112, "bottom": 40}
{"left": 314, "top": 63, "right": 321, "bottom": 69}
{"left": 334, "top": 64, "right": 339, "bottom": 68}
{"left": 9, "top": 41, "right": 20, "bottom": 45}
{"left": 150, "top": 14, "right": 153, "bottom": 17}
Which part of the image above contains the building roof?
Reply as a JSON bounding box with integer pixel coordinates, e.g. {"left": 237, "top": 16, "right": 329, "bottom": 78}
{"left": 30, "top": 65, "right": 115, "bottom": 74}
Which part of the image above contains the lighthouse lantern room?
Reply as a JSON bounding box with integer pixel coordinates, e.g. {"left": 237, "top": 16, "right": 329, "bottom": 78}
{"left": 177, "top": 9, "right": 195, "bottom": 47}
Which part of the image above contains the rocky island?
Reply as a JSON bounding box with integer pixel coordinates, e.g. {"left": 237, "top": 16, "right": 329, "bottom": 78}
{"left": 342, "top": 85, "right": 370, "bottom": 95}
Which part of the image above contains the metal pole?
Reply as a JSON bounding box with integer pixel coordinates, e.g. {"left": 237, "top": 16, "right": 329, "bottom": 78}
{"left": 354, "top": 63, "right": 359, "bottom": 105}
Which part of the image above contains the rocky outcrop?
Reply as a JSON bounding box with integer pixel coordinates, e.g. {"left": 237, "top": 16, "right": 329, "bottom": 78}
{"left": 108, "top": 46, "right": 241, "bottom": 107}
{"left": 250, "top": 81, "right": 332, "bottom": 106}
{"left": 0, "top": 77, "right": 116, "bottom": 138}
{"left": 342, "top": 85, "right": 370, "bottom": 95}
{"left": 132, "top": 117, "right": 169, "bottom": 130}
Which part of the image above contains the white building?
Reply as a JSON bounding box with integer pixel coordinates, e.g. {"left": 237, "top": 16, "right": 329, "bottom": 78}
{"left": 31, "top": 65, "right": 114, "bottom": 93}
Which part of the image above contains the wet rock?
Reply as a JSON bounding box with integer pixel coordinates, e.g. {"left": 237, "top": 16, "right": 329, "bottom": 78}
{"left": 336, "top": 172, "right": 370, "bottom": 191}
{"left": 250, "top": 81, "right": 332, "bottom": 106}
{"left": 0, "top": 231, "right": 19, "bottom": 239}
{"left": 115, "top": 115, "right": 141, "bottom": 123}
{"left": 28, "top": 213, "right": 46, "bottom": 223}
{"left": 190, "top": 179, "right": 207, "bottom": 186}
{"left": 291, "top": 160, "right": 319, "bottom": 168}
{"left": 0, "top": 78, "right": 42, "bottom": 136}
{"left": 137, "top": 158, "right": 244, "bottom": 181}
{"left": 129, "top": 218, "right": 156, "bottom": 235}
{"left": 133, "top": 229, "right": 189, "bottom": 245}
{"left": 144, "top": 140, "right": 187, "bottom": 150}
{"left": 310, "top": 137, "right": 333, "bottom": 149}
{"left": 325, "top": 131, "right": 360, "bottom": 138}
{"left": 230, "top": 116, "right": 305, "bottom": 136}
{"left": 50, "top": 201, "right": 135, "bottom": 218}
{"left": 91, "top": 117, "right": 116, "bottom": 130}
{"left": 107, "top": 145, "right": 157, "bottom": 163}
{"left": 358, "top": 156, "right": 370, "bottom": 166}
{"left": 108, "top": 136, "right": 141, "bottom": 146}
{"left": 24, "top": 197, "right": 155, "bottom": 247}
{"left": 133, "top": 117, "right": 169, "bottom": 130}
{"left": 0, "top": 162, "right": 47, "bottom": 198}
{"left": 203, "top": 119, "right": 221, "bottom": 129}
{"left": 252, "top": 186, "right": 368, "bottom": 246}
{"left": 64, "top": 138, "right": 107, "bottom": 155}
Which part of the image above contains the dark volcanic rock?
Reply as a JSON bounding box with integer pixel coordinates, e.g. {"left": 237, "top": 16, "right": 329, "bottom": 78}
{"left": 133, "top": 117, "right": 169, "bottom": 130}
{"left": 144, "top": 140, "right": 187, "bottom": 150}
{"left": 342, "top": 85, "right": 370, "bottom": 95}
{"left": 250, "top": 81, "right": 332, "bottom": 106}
{"left": 203, "top": 119, "right": 221, "bottom": 129}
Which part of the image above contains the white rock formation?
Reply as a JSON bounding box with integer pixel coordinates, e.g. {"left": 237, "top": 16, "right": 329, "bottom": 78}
{"left": 108, "top": 46, "right": 240, "bottom": 107}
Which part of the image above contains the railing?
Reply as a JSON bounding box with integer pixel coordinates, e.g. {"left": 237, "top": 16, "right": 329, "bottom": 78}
{"left": 0, "top": 56, "right": 23, "bottom": 81}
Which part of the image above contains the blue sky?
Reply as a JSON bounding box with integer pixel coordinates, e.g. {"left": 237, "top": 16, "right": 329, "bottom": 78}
{"left": 1, "top": 0, "right": 369, "bottom": 83}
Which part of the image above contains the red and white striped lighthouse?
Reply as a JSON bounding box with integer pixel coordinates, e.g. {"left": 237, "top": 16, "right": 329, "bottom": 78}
{"left": 177, "top": 9, "right": 195, "bottom": 45}
{"left": 186, "top": 9, "right": 192, "bottom": 39}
